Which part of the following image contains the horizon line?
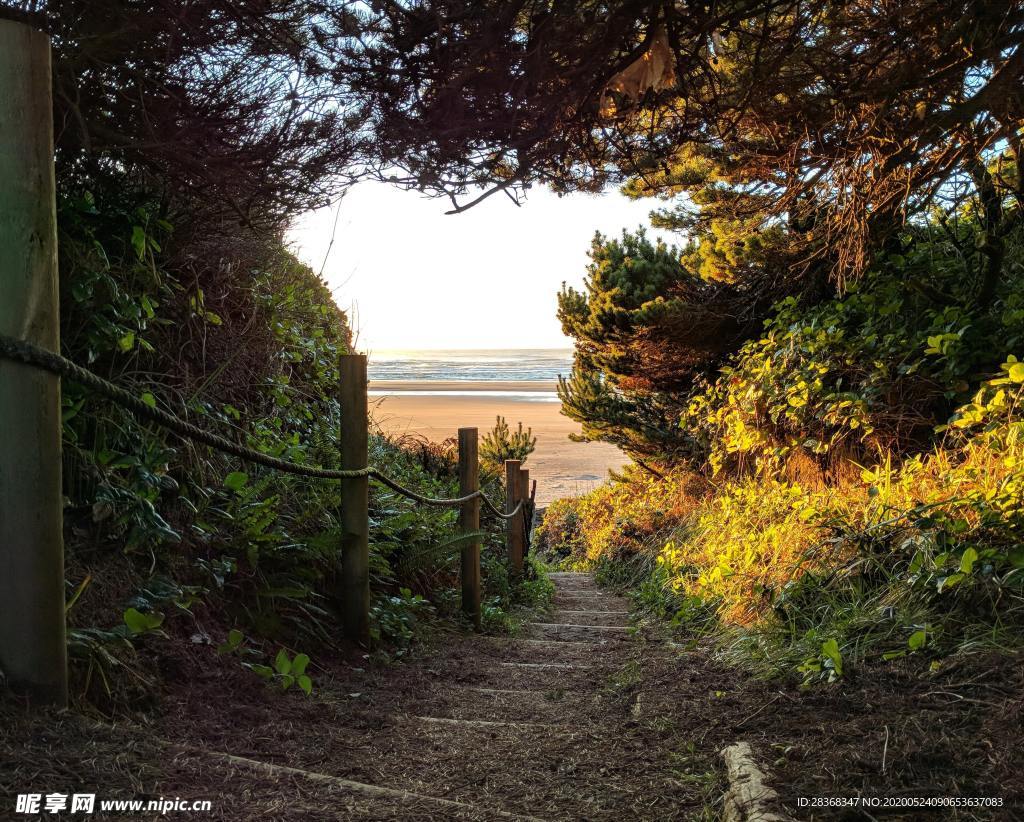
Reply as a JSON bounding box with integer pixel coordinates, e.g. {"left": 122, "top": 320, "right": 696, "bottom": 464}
{"left": 365, "top": 346, "right": 574, "bottom": 353}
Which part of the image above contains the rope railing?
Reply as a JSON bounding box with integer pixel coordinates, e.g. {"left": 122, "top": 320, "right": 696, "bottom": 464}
{"left": 370, "top": 468, "right": 524, "bottom": 520}
{"left": 0, "top": 334, "right": 527, "bottom": 521}
{"left": 1, "top": 327, "right": 536, "bottom": 695}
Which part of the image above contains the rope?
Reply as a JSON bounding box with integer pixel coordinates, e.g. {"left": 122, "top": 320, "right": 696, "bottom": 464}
{"left": 486, "top": 495, "right": 525, "bottom": 521}
{"left": 0, "top": 334, "right": 370, "bottom": 479}
{"left": 0, "top": 334, "right": 526, "bottom": 518}
{"left": 370, "top": 468, "right": 525, "bottom": 520}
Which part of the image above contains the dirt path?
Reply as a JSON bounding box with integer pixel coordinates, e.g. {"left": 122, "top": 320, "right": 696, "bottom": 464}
{"left": 159, "top": 570, "right": 715, "bottom": 820}
{"left": 8, "top": 572, "right": 1020, "bottom": 818}
{"left": 3, "top": 572, "right": 723, "bottom": 820}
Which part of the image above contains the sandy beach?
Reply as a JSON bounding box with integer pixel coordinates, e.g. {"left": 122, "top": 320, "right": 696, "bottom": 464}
{"left": 369, "top": 380, "right": 627, "bottom": 503}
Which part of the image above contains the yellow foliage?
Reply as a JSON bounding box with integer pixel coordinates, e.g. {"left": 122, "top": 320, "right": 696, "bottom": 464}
{"left": 656, "top": 479, "right": 830, "bottom": 624}
{"left": 540, "top": 371, "right": 1024, "bottom": 630}
{"left": 536, "top": 466, "right": 705, "bottom": 562}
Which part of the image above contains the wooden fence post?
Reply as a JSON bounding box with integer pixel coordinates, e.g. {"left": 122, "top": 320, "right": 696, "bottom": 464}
{"left": 505, "top": 459, "right": 524, "bottom": 575}
{"left": 519, "top": 468, "right": 531, "bottom": 557}
{"left": 0, "top": 19, "right": 67, "bottom": 706}
{"left": 339, "top": 354, "right": 370, "bottom": 645}
{"left": 458, "top": 428, "right": 481, "bottom": 630}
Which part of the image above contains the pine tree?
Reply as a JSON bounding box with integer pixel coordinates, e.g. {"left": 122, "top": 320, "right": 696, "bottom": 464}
{"left": 479, "top": 416, "right": 537, "bottom": 475}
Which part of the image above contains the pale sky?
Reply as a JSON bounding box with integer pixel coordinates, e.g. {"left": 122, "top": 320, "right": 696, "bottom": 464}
{"left": 288, "top": 182, "right": 671, "bottom": 351}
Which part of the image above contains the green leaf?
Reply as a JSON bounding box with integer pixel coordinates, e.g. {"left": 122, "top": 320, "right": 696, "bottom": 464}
{"left": 117, "top": 331, "right": 136, "bottom": 352}
{"left": 274, "top": 649, "right": 291, "bottom": 676}
{"left": 123, "top": 607, "right": 163, "bottom": 634}
{"left": 908, "top": 552, "right": 924, "bottom": 574}
{"left": 62, "top": 399, "right": 83, "bottom": 423}
{"left": 248, "top": 664, "right": 273, "bottom": 679}
{"left": 1008, "top": 363, "right": 1024, "bottom": 383}
{"left": 224, "top": 472, "right": 249, "bottom": 493}
{"left": 820, "top": 638, "right": 843, "bottom": 675}
{"left": 140, "top": 392, "right": 157, "bottom": 409}
{"left": 130, "top": 225, "right": 146, "bottom": 260}
{"left": 297, "top": 675, "right": 312, "bottom": 695}
{"left": 959, "top": 547, "right": 978, "bottom": 574}
{"left": 1008, "top": 546, "right": 1024, "bottom": 569}
{"left": 291, "top": 653, "right": 309, "bottom": 676}
{"left": 908, "top": 630, "right": 927, "bottom": 650}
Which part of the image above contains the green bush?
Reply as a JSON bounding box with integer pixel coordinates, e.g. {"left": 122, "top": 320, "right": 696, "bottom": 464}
{"left": 55, "top": 196, "right": 543, "bottom": 704}
{"left": 683, "top": 255, "right": 1024, "bottom": 478}
{"left": 541, "top": 257, "right": 1024, "bottom": 683}
{"left": 479, "top": 415, "right": 537, "bottom": 475}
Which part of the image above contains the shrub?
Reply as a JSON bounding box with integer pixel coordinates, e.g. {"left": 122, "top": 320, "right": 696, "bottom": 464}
{"left": 682, "top": 261, "right": 1024, "bottom": 480}
{"left": 57, "top": 200, "right": 539, "bottom": 705}
{"left": 479, "top": 415, "right": 537, "bottom": 475}
{"left": 539, "top": 360, "right": 1024, "bottom": 680}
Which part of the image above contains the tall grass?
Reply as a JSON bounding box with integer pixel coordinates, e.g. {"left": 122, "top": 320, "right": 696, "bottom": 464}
{"left": 537, "top": 369, "right": 1024, "bottom": 682}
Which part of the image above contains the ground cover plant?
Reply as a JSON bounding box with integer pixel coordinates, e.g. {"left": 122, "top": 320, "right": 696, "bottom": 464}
{"left": 539, "top": 257, "right": 1024, "bottom": 682}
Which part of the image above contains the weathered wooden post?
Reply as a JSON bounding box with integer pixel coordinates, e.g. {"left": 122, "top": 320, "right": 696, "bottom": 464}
{"left": 339, "top": 354, "right": 370, "bottom": 645}
{"left": 0, "top": 18, "right": 67, "bottom": 706}
{"left": 505, "top": 459, "right": 524, "bottom": 575}
{"left": 519, "top": 467, "right": 531, "bottom": 557}
{"left": 458, "top": 428, "right": 481, "bottom": 630}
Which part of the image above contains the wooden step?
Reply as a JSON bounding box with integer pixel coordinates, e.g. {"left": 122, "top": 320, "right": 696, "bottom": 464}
{"left": 550, "top": 609, "right": 631, "bottom": 626}
{"left": 527, "top": 622, "right": 630, "bottom": 642}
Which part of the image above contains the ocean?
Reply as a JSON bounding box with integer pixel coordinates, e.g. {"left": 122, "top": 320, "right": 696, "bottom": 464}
{"left": 367, "top": 349, "right": 572, "bottom": 400}
{"left": 368, "top": 349, "right": 572, "bottom": 381}
{"left": 369, "top": 348, "right": 626, "bottom": 499}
